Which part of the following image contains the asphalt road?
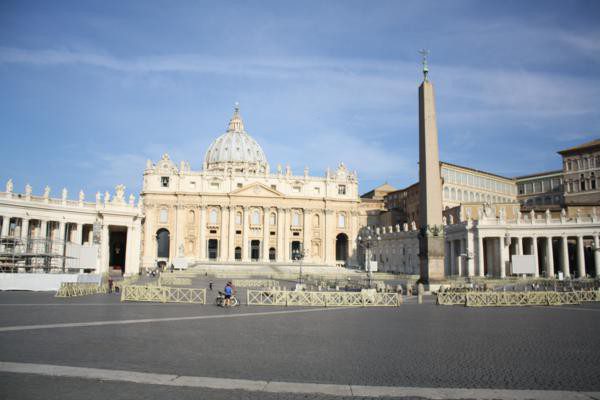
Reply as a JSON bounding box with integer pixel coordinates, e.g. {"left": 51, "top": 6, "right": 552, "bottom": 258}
{"left": 0, "top": 289, "right": 598, "bottom": 399}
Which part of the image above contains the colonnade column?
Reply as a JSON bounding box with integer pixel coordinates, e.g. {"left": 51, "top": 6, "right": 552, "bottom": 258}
{"left": 199, "top": 206, "right": 206, "bottom": 260}
{"left": 449, "top": 240, "right": 455, "bottom": 276}
{"left": 532, "top": 236, "right": 539, "bottom": 277}
{"left": 477, "top": 234, "right": 485, "bottom": 277}
{"left": 561, "top": 235, "right": 570, "bottom": 278}
{"left": 302, "top": 209, "right": 311, "bottom": 263}
{"left": 576, "top": 235, "right": 585, "bottom": 278}
{"left": 546, "top": 237, "right": 555, "bottom": 278}
{"left": 0, "top": 216, "right": 9, "bottom": 237}
{"left": 499, "top": 237, "right": 506, "bottom": 278}
{"left": 594, "top": 235, "right": 600, "bottom": 278}
{"left": 40, "top": 220, "right": 47, "bottom": 239}
{"left": 242, "top": 206, "right": 250, "bottom": 262}
{"left": 125, "top": 225, "right": 132, "bottom": 275}
{"left": 219, "top": 206, "right": 228, "bottom": 262}
{"left": 100, "top": 223, "right": 109, "bottom": 274}
{"left": 75, "top": 223, "right": 83, "bottom": 245}
{"left": 21, "top": 218, "right": 29, "bottom": 240}
{"left": 142, "top": 207, "right": 155, "bottom": 268}
{"left": 262, "top": 207, "right": 270, "bottom": 262}
{"left": 466, "top": 232, "right": 474, "bottom": 277}
{"left": 58, "top": 220, "right": 66, "bottom": 243}
{"left": 276, "top": 207, "right": 284, "bottom": 262}
{"left": 517, "top": 236, "right": 523, "bottom": 255}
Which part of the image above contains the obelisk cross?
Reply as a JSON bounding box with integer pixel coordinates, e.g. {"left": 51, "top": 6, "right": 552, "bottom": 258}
{"left": 419, "top": 49, "right": 429, "bottom": 81}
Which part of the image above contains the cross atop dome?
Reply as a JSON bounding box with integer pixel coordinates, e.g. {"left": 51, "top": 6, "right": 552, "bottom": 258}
{"left": 227, "top": 102, "right": 245, "bottom": 133}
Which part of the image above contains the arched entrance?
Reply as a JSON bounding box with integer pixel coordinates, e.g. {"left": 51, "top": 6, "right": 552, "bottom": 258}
{"left": 235, "top": 246, "right": 242, "bottom": 260}
{"left": 251, "top": 240, "right": 260, "bottom": 261}
{"left": 291, "top": 241, "right": 302, "bottom": 260}
{"left": 208, "top": 239, "right": 218, "bottom": 260}
{"left": 156, "top": 229, "right": 170, "bottom": 259}
{"left": 269, "top": 247, "right": 276, "bottom": 261}
{"left": 336, "top": 233, "right": 348, "bottom": 262}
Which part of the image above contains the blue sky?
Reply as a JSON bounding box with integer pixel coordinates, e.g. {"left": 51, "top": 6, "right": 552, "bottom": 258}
{"left": 1, "top": 0, "right": 599, "bottom": 199}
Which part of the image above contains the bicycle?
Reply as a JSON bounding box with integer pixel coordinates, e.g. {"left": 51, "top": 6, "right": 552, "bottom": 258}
{"left": 215, "top": 291, "right": 239, "bottom": 307}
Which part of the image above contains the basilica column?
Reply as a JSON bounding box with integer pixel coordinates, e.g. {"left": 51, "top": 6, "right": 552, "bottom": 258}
{"left": 175, "top": 205, "right": 185, "bottom": 257}
{"left": 477, "top": 234, "right": 485, "bottom": 277}
{"left": 546, "top": 237, "right": 555, "bottom": 278}
{"left": 242, "top": 206, "right": 250, "bottom": 262}
{"left": 302, "top": 209, "right": 311, "bottom": 263}
{"left": 199, "top": 206, "right": 206, "bottom": 260}
{"left": 324, "top": 209, "right": 335, "bottom": 265}
{"left": 283, "top": 208, "right": 291, "bottom": 262}
{"left": 577, "top": 235, "right": 585, "bottom": 278}
{"left": 262, "top": 207, "right": 270, "bottom": 262}
{"left": 228, "top": 206, "right": 235, "bottom": 261}
{"left": 276, "top": 207, "right": 285, "bottom": 262}
{"left": 594, "top": 234, "right": 600, "bottom": 278}
{"left": 219, "top": 206, "right": 228, "bottom": 262}
{"left": 532, "top": 236, "right": 539, "bottom": 277}
{"left": 561, "top": 235, "right": 570, "bottom": 278}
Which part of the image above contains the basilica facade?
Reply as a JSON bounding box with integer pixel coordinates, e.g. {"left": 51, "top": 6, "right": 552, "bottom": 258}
{"left": 140, "top": 107, "right": 361, "bottom": 270}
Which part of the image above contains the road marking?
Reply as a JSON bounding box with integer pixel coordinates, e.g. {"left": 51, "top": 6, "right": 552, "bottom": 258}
{"left": 546, "top": 306, "right": 600, "bottom": 312}
{"left": 0, "top": 361, "right": 597, "bottom": 400}
{"left": 0, "top": 307, "right": 356, "bottom": 332}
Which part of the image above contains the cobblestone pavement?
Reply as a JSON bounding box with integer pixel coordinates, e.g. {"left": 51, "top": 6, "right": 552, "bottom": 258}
{"left": 0, "top": 290, "right": 599, "bottom": 399}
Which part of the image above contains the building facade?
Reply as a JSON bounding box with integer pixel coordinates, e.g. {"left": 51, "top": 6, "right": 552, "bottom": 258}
{"left": 140, "top": 107, "right": 361, "bottom": 269}
{"left": 559, "top": 139, "right": 600, "bottom": 205}
{"left": 0, "top": 180, "right": 142, "bottom": 275}
{"left": 516, "top": 170, "right": 564, "bottom": 209}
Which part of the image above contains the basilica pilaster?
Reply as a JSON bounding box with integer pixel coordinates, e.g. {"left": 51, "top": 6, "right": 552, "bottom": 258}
{"left": 219, "top": 206, "right": 228, "bottom": 262}
{"left": 283, "top": 208, "right": 291, "bottom": 261}
{"left": 277, "top": 207, "right": 285, "bottom": 262}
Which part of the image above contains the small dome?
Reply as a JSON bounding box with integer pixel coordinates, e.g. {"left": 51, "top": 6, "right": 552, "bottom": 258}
{"left": 204, "top": 105, "right": 268, "bottom": 173}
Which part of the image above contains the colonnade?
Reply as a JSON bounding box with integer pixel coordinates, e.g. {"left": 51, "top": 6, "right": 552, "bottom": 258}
{"left": 446, "top": 233, "right": 600, "bottom": 278}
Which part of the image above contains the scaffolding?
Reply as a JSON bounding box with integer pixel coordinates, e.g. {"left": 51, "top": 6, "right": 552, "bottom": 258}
{"left": 0, "top": 235, "right": 75, "bottom": 273}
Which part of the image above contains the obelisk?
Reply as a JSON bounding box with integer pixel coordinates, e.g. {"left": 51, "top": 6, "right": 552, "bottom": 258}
{"left": 417, "top": 50, "right": 445, "bottom": 282}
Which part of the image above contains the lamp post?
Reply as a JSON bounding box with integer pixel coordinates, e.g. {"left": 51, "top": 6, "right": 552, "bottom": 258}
{"left": 358, "top": 233, "right": 381, "bottom": 288}
{"left": 292, "top": 243, "right": 308, "bottom": 286}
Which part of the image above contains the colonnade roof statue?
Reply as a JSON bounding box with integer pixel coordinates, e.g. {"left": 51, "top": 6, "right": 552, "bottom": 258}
{"left": 203, "top": 104, "right": 269, "bottom": 174}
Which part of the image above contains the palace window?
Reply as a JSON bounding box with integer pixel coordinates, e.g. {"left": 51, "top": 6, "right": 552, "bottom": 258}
{"left": 161, "top": 177, "right": 170, "bottom": 188}
{"left": 338, "top": 185, "right": 346, "bottom": 195}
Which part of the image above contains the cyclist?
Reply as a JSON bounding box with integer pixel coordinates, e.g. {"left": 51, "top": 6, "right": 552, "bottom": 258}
{"left": 223, "top": 282, "right": 233, "bottom": 307}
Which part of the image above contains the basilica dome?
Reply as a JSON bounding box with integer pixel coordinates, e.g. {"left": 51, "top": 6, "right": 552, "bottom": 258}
{"left": 204, "top": 106, "right": 268, "bottom": 173}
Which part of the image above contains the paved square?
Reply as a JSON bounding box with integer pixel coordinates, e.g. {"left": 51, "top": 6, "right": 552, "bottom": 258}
{"left": 0, "top": 289, "right": 599, "bottom": 400}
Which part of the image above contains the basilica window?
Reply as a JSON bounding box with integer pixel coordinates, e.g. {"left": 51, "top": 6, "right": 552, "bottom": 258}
{"left": 292, "top": 211, "right": 300, "bottom": 226}
{"left": 293, "top": 186, "right": 301, "bottom": 193}
{"left": 338, "top": 185, "right": 346, "bottom": 195}
{"left": 209, "top": 209, "right": 218, "bottom": 224}
{"left": 159, "top": 208, "right": 168, "bottom": 223}
{"left": 235, "top": 212, "right": 242, "bottom": 225}
{"left": 187, "top": 210, "right": 195, "bottom": 224}
{"left": 210, "top": 182, "right": 220, "bottom": 190}
{"left": 252, "top": 210, "right": 260, "bottom": 225}
{"left": 314, "top": 187, "right": 320, "bottom": 194}
{"left": 312, "top": 214, "right": 320, "bottom": 228}
{"left": 270, "top": 212, "right": 276, "bottom": 225}
{"left": 337, "top": 213, "right": 346, "bottom": 228}
{"left": 161, "top": 177, "right": 170, "bottom": 188}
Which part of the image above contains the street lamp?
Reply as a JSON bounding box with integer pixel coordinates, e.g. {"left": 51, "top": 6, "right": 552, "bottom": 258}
{"left": 357, "top": 233, "right": 381, "bottom": 288}
{"left": 292, "top": 243, "right": 308, "bottom": 286}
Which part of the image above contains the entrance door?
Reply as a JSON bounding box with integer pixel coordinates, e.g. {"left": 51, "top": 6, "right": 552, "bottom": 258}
{"left": 156, "top": 229, "right": 170, "bottom": 258}
{"left": 269, "top": 247, "right": 276, "bottom": 261}
{"left": 291, "top": 241, "right": 302, "bottom": 260}
{"left": 336, "top": 233, "right": 348, "bottom": 262}
{"left": 109, "top": 229, "right": 127, "bottom": 272}
{"left": 208, "top": 239, "right": 218, "bottom": 260}
{"left": 251, "top": 240, "right": 260, "bottom": 261}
